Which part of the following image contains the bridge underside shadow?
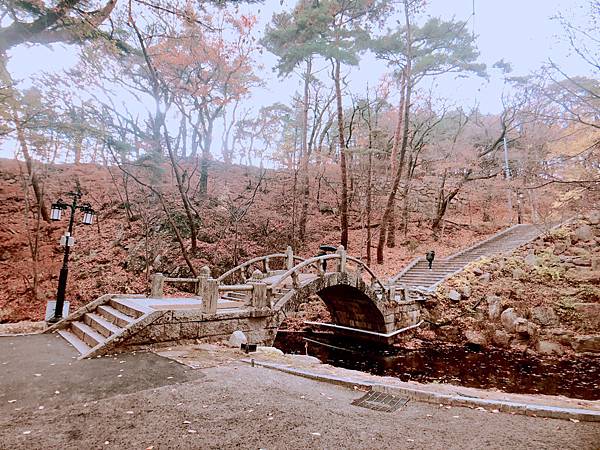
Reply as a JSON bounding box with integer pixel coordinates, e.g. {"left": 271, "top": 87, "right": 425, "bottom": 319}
{"left": 274, "top": 272, "right": 388, "bottom": 337}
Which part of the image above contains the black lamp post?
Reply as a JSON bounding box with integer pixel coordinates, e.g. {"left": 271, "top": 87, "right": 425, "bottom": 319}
{"left": 47, "top": 189, "right": 95, "bottom": 323}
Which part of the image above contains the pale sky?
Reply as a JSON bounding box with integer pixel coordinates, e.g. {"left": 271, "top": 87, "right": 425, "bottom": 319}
{"left": 3, "top": 0, "right": 595, "bottom": 159}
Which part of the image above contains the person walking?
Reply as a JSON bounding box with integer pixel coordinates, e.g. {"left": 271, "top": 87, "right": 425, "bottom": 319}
{"left": 426, "top": 250, "right": 435, "bottom": 270}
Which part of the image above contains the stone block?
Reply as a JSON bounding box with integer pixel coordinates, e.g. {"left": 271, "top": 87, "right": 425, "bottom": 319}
{"left": 180, "top": 321, "right": 200, "bottom": 339}
{"left": 163, "top": 323, "right": 181, "bottom": 340}
{"left": 171, "top": 310, "right": 204, "bottom": 322}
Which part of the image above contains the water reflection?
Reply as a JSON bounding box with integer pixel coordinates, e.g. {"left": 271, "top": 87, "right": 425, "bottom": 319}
{"left": 273, "top": 331, "right": 600, "bottom": 400}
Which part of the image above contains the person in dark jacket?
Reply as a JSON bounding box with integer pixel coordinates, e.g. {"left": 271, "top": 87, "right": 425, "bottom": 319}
{"left": 426, "top": 250, "right": 435, "bottom": 270}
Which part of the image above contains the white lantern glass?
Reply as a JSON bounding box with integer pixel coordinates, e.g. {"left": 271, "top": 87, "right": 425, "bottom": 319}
{"left": 50, "top": 206, "right": 62, "bottom": 221}
{"left": 82, "top": 211, "right": 94, "bottom": 225}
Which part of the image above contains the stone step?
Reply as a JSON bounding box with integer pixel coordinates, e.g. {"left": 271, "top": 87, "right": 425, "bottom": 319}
{"left": 71, "top": 321, "right": 107, "bottom": 348}
{"left": 97, "top": 305, "right": 135, "bottom": 328}
{"left": 58, "top": 329, "right": 91, "bottom": 355}
{"left": 84, "top": 312, "right": 122, "bottom": 338}
{"left": 109, "top": 299, "right": 146, "bottom": 319}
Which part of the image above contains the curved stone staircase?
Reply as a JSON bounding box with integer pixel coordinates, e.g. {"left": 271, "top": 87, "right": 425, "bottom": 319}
{"left": 391, "top": 224, "right": 551, "bottom": 291}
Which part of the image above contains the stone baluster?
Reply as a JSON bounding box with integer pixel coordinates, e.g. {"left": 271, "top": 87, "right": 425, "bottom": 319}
{"left": 150, "top": 273, "right": 165, "bottom": 298}
{"left": 196, "top": 266, "right": 211, "bottom": 296}
{"left": 202, "top": 278, "right": 218, "bottom": 314}
{"left": 264, "top": 257, "right": 270, "bottom": 274}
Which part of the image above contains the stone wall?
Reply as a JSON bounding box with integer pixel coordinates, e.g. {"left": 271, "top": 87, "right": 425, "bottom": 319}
{"left": 106, "top": 309, "right": 280, "bottom": 353}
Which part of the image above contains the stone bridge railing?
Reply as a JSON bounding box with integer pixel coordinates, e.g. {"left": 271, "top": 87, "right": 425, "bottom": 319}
{"left": 148, "top": 246, "right": 419, "bottom": 315}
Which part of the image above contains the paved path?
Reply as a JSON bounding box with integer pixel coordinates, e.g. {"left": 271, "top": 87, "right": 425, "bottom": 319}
{"left": 1, "top": 336, "right": 599, "bottom": 449}
{"left": 0, "top": 334, "right": 201, "bottom": 413}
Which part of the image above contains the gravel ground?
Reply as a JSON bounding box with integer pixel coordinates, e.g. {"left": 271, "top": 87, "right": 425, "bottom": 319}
{"left": 0, "top": 335, "right": 599, "bottom": 449}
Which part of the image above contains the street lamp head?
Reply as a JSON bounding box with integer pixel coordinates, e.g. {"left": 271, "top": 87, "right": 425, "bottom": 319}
{"left": 50, "top": 199, "right": 67, "bottom": 221}
{"left": 81, "top": 204, "right": 95, "bottom": 225}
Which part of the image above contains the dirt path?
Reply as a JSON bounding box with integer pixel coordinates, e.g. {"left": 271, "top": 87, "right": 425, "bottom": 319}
{"left": 0, "top": 335, "right": 598, "bottom": 449}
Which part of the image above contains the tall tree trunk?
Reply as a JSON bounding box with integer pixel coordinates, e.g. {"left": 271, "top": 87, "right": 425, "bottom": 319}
{"left": 13, "top": 113, "right": 50, "bottom": 222}
{"left": 334, "top": 59, "right": 349, "bottom": 249}
{"left": 298, "top": 57, "right": 312, "bottom": 242}
{"left": 366, "top": 151, "right": 373, "bottom": 265}
{"left": 376, "top": 3, "right": 413, "bottom": 264}
{"left": 385, "top": 74, "right": 407, "bottom": 249}
{"left": 199, "top": 123, "right": 213, "bottom": 194}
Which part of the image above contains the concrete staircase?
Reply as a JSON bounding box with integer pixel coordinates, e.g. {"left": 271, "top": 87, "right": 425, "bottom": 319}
{"left": 57, "top": 297, "right": 148, "bottom": 357}
{"left": 392, "top": 224, "right": 548, "bottom": 291}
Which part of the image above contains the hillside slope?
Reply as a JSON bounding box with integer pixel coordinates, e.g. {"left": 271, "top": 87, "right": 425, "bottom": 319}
{"left": 423, "top": 213, "right": 600, "bottom": 354}
{"left": 1, "top": 159, "right": 510, "bottom": 322}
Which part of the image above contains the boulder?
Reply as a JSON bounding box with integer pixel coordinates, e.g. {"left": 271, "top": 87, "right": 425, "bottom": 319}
{"left": 461, "top": 284, "right": 472, "bottom": 299}
{"left": 524, "top": 252, "right": 538, "bottom": 267}
{"left": 478, "top": 273, "right": 491, "bottom": 283}
{"left": 530, "top": 305, "right": 558, "bottom": 327}
{"left": 487, "top": 295, "right": 502, "bottom": 320}
{"left": 570, "top": 335, "right": 600, "bottom": 353}
{"left": 472, "top": 267, "right": 484, "bottom": 276}
{"left": 572, "top": 256, "right": 591, "bottom": 267}
{"left": 447, "top": 290, "right": 461, "bottom": 302}
{"left": 574, "top": 303, "right": 600, "bottom": 329}
{"left": 565, "top": 268, "right": 600, "bottom": 283}
{"left": 500, "top": 308, "right": 519, "bottom": 333}
{"left": 514, "top": 318, "right": 529, "bottom": 334}
{"left": 256, "top": 346, "right": 284, "bottom": 356}
{"left": 228, "top": 330, "right": 248, "bottom": 347}
{"left": 553, "top": 242, "right": 567, "bottom": 255}
{"left": 586, "top": 210, "right": 600, "bottom": 225}
{"left": 511, "top": 268, "right": 527, "bottom": 280}
{"left": 585, "top": 209, "right": 600, "bottom": 225}
{"left": 592, "top": 257, "right": 600, "bottom": 271}
{"left": 492, "top": 330, "right": 511, "bottom": 347}
{"left": 536, "top": 340, "right": 565, "bottom": 356}
{"left": 572, "top": 224, "right": 594, "bottom": 243}
{"left": 464, "top": 330, "right": 487, "bottom": 346}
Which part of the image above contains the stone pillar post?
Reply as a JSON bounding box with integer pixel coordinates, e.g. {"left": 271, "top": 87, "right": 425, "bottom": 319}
{"left": 196, "top": 266, "right": 211, "bottom": 296}
{"left": 337, "top": 245, "right": 347, "bottom": 273}
{"left": 249, "top": 282, "right": 269, "bottom": 309}
{"left": 388, "top": 279, "right": 396, "bottom": 302}
{"left": 286, "top": 246, "right": 294, "bottom": 270}
{"left": 151, "top": 273, "right": 165, "bottom": 298}
{"left": 202, "top": 278, "right": 218, "bottom": 314}
{"left": 264, "top": 257, "right": 271, "bottom": 274}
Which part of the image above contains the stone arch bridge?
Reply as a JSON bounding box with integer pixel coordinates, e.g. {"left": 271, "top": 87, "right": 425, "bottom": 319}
{"left": 48, "top": 246, "right": 425, "bottom": 358}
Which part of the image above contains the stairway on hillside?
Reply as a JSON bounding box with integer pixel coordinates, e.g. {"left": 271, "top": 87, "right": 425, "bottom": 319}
{"left": 392, "top": 224, "right": 548, "bottom": 291}
{"left": 57, "top": 298, "right": 149, "bottom": 357}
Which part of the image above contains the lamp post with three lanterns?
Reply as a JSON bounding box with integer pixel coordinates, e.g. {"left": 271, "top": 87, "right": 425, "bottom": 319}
{"left": 47, "top": 189, "right": 95, "bottom": 323}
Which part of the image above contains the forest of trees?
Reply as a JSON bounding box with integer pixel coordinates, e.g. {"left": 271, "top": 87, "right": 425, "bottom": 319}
{"left": 0, "top": 0, "right": 598, "bottom": 286}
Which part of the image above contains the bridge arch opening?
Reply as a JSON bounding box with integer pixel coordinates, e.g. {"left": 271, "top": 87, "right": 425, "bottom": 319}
{"left": 315, "top": 285, "right": 387, "bottom": 333}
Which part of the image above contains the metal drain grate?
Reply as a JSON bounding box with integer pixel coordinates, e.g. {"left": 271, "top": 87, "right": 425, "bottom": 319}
{"left": 351, "top": 390, "right": 409, "bottom": 413}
